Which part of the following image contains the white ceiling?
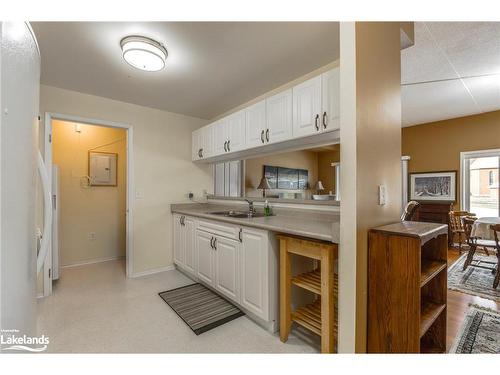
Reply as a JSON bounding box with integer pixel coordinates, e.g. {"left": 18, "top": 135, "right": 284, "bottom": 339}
{"left": 401, "top": 22, "right": 500, "bottom": 126}
{"left": 31, "top": 22, "right": 339, "bottom": 120}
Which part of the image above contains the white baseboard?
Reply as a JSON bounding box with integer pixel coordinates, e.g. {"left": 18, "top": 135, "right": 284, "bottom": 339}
{"left": 61, "top": 256, "right": 125, "bottom": 269}
{"left": 130, "top": 265, "right": 175, "bottom": 278}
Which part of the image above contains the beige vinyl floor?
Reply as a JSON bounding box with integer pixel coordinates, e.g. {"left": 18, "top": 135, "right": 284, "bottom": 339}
{"left": 37, "top": 259, "right": 319, "bottom": 353}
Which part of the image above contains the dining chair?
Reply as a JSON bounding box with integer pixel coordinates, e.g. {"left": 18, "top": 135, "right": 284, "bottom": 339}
{"left": 401, "top": 201, "right": 420, "bottom": 221}
{"left": 449, "top": 211, "right": 476, "bottom": 252}
{"left": 462, "top": 217, "right": 497, "bottom": 277}
{"left": 490, "top": 224, "right": 500, "bottom": 289}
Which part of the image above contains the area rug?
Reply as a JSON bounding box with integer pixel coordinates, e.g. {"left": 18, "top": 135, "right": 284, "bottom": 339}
{"left": 448, "top": 254, "right": 500, "bottom": 301}
{"left": 450, "top": 304, "right": 500, "bottom": 353}
{"left": 159, "top": 283, "right": 244, "bottom": 335}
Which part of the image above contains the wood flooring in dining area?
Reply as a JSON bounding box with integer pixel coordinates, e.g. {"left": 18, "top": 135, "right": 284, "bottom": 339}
{"left": 446, "top": 248, "right": 500, "bottom": 352}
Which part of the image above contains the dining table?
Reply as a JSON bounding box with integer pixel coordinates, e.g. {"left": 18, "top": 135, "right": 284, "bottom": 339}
{"left": 471, "top": 217, "right": 500, "bottom": 241}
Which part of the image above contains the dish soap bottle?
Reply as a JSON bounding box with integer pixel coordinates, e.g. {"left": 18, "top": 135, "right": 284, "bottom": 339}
{"left": 264, "top": 200, "right": 272, "bottom": 216}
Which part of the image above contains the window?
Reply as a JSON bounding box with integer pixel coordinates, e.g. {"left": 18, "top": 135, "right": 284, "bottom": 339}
{"left": 461, "top": 150, "right": 500, "bottom": 217}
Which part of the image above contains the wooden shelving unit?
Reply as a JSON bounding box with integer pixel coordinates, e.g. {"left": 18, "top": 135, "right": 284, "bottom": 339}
{"left": 367, "top": 221, "right": 448, "bottom": 353}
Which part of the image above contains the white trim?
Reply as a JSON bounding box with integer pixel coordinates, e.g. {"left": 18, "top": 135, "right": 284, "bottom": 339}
{"left": 42, "top": 112, "right": 134, "bottom": 298}
{"left": 130, "top": 265, "right": 175, "bottom": 278}
{"left": 61, "top": 256, "right": 125, "bottom": 269}
{"left": 460, "top": 148, "right": 500, "bottom": 212}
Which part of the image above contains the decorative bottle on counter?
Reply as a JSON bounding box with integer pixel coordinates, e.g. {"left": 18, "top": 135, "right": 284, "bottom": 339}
{"left": 264, "top": 200, "right": 272, "bottom": 216}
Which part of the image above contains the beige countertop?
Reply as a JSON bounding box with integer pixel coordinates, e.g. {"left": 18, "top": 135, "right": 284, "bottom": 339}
{"left": 171, "top": 202, "right": 339, "bottom": 243}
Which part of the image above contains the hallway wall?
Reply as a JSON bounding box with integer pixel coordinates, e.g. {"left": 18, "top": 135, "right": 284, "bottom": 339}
{"left": 52, "top": 121, "right": 126, "bottom": 266}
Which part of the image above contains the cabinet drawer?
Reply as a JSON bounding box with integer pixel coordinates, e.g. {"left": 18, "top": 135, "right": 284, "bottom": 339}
{"left": 197, "top": 219, "right": 240, "bottom": 240}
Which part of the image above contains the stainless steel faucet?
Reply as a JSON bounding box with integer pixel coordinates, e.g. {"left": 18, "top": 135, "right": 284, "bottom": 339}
{"left": 245, "top": 199, "right": 255, "bottom": 217}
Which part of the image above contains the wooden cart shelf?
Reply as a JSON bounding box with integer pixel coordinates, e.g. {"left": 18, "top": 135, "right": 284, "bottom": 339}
{"left": 420, "top": 302, "right": 446, "bottom": 338}
{"left": 420, "top": 260, "right": 447, "bottom": 287}
{"left": 278, "top": 234, "right": 338, "bottom": 353}
{"left": 292, "top": 269, "right": 322, "bottom": 294}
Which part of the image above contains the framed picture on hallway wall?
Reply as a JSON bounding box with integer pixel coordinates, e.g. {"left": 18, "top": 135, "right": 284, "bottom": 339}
{"left": 409, "top": 171, "right": 456, "bottom": 202}
{"left": 89, "top": 151, "right": 118, "bottom": 186}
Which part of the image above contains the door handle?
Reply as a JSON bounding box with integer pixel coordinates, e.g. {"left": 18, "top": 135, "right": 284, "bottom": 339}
{"left": 227, "top": 140, "right": 230, "bottom": 152}
{"left": 224, "top": 141, "right": 227, "bottom": 152}
{"left": 322, "top": 111, "right": 327, "bottom": 129}
{"left": 210, "top": 237, "right": 214, "bottom": 249}
{"left": 213, "top": 237, "right": 217, "bottom": 250}
{"left": 315, "top": 114, "right": 320, "bottom": 131}
{"left": 238, "top": 228, "right": 242, "bottom": 242}
{"left": 260, "top": 130, "right": 265, "bottom": 143}
{"left": 200, "top": 148, "right": 203, "bottom": 158}
{"left": 265, "top": 129, "right": 269, "bottom": 142}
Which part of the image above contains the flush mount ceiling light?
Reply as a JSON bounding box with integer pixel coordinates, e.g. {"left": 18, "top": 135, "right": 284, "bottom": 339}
{"left": 120, "top": 36, "right": 168, "bottom": 72}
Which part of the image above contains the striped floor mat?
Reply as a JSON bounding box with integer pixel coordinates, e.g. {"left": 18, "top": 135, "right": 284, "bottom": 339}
{"left": 159, "top": 283, "right": 244, "bottom": 335}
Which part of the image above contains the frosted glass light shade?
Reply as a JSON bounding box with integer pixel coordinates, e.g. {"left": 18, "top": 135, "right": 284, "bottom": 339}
{"left": 120, "top": 36, "right": 167, "bottom": 72}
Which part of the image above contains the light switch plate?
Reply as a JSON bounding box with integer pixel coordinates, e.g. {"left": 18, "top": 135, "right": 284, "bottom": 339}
{"left": 378, "top": 185, "right": 387, "bottom": 205}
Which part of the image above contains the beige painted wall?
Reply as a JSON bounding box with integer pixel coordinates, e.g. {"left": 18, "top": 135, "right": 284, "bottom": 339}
{"left": 39, "top": 85, "right": 213, "bottom": 276}
{"left": 245, "top": 150, "right": 318, "bottom": 198}
{"left": 317, "top": 148, "right": 340, "bottom": 194}
{"left": 339, "top": 22, "right": 402, "bottom": 353}
{"left": 402, "top": 110, "right": 500, "bottom": 210}
{"left": 52, "top": 121, "right": 126, "bottom": 266}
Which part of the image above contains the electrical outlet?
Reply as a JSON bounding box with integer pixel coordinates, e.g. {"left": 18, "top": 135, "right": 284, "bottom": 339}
{"left": 88, "top": 232, "right": 96, "bottom": 241}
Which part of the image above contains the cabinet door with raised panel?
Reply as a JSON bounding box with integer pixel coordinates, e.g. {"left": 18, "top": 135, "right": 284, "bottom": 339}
{"left": 321, "top": 67, "right": 340, "bottom": 132}
{"left": 214, "top": 236, "right": 240, "bottom": 303}
{"left": 227, "top": 110, "right": 246, "bottom": 152}
{"left": 191, "top": 129, "right": 202, "bottom": 161}
{"left": 173, "top": 214, "right": 184, "bottom": 266}
{"left": 240, "top": 228, "right": 269, "bottom": 320}
{"left": 292, "top": 75, "right": 322, "bottom": 138}
{"left": 201, "top": 124, "right": 214, "bottom": 158}
{"left": 196, "top": 230, "right": 215, "bottom": 286}
{"left": 213, "top": 119, "right": 228, "bottom": 156}
{"left": 245, "top": 100, "right": 266, "bottom": 148}
{"left": 266, "top": 89, "right": 292, "bottom": 144}
{"left": 183, "top": 217, "right": 197, "bottom": 276}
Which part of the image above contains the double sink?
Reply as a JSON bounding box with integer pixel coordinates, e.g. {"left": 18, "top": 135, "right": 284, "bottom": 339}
{"left": 207, "top": 210, "right": 272, "bottom": 219}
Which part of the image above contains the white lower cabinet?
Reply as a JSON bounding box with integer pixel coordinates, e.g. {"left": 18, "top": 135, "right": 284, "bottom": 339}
{"left": 173, "top": 214, "right": 197, "bottom": 278}
{"left": 196, "top": 229, "right": 216, "bottom": 286}
{"left": 214, "top": 236, "right": 240, "bottom": 303}
{"left": 240, "top": 228, "right": 270, "bottom": 320}
{"left": 173, "top": 214, "right": 277, "bottom": 330}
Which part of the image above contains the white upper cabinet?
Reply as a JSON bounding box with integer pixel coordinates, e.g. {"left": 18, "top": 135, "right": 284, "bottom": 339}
{"left": 192, "top": 124, "right": 214, "bottom": 161}
{"left": 245, "top": 100, "right": 267, "bottom": 148}
{"left": 227, "top": 109, "right": 246, "bottom": 152}
{"left": 321, "top": 67, "right": 340, "bottom": 132}
{"left": 193, "top": 68, "right": 340, "bottom": 160}
{"left": 266, "top": 89, "right": 292, "bottom": 144}
{"left": 213, "top": 118, "right": 228, "bottom": 156}
{"left": 292, "top": 75, "right": 322, "bottom": 138}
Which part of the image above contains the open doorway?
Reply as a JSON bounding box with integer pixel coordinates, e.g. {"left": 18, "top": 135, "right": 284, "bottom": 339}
{"left": 42, "top": 113, "right": 133, "bottom": 297}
